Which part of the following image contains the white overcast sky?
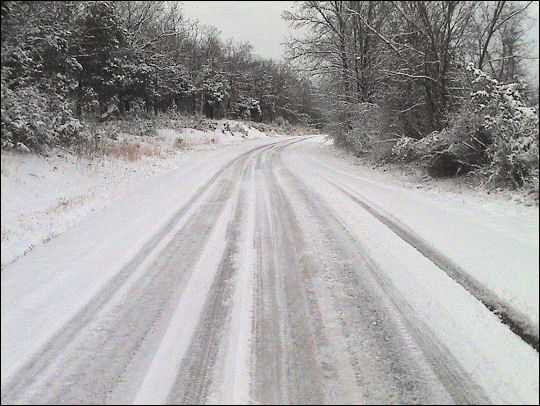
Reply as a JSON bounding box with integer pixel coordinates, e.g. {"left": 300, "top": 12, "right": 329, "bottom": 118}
{"left": 181, "top": 1, "right": 296, "bottom": 60}
{"left": 181, "top": 1, "right": 539, "bottom": 85}
{"left": 526, "top": 1, "right": 539, "bottom": 85}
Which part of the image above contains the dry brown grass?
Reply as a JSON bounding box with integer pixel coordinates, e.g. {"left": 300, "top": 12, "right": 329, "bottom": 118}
{"left": 101, "top": 140, "right": 161, "bottom": 161}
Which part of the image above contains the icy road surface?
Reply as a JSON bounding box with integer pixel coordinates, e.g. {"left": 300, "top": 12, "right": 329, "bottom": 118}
{"left": 1, "top": 136, "right": 538, "bottom": 404}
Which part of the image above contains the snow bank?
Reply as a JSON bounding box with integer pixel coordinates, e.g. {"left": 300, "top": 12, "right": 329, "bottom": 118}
{"left": 155, "top": 119, "right": 270, "bottom": 148}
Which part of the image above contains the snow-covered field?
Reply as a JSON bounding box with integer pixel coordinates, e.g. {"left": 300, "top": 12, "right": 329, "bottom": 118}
{"left": 1, "top": 119, "right": 274, "bottom": 267}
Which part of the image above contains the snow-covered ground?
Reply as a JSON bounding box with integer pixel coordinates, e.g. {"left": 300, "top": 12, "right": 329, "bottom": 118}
{"left": 293, "top": 138, "right": 539, "bottom": 333}
{"left": 284, "top": 137, "right": 538, "bottom": 403}
{"left": 1, "top": 134, "right": 537, "bottom": 404}
{"left": 1, "top": 119, "right": 275, "bottom": 268}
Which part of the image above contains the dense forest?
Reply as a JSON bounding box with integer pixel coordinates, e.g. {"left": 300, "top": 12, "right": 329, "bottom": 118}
{"left": 1, "top": 1, "right": 322, "bottom": 151}
{"left": 285, "top": 1, "right": 539, "bottom": 190}
{"left": 1, "top": 1, "right": 539, "bottom": 192}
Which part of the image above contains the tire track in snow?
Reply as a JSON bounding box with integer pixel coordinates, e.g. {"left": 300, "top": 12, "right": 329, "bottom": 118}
{"left": 332, "top": 178, "right": 538, "bottom": 352}
{"left": 163, "top": 154, "right": 253, "bottom": 405}
{"left": 251, "top": 143, "right": 329, "bottom": 404}
{"left": 272, "top": 145, "right": 489, "bottom": 404}
{"left": 0, "top": 141, "right": 282, "bottom": 404}
{"left": 134, "top": 140, "right": 303, "bottom": 404}
{"left": 210, "top": 157, "right": 257, "bottom": 404}
{"left": 134, "top": 163, "right": 247, "bottom": 405}
{"left": 251, "top": 152, "right": 287, "bottom": 404}
{"left": 298, "top": 150, "right": 539, "bottom": 352}
{"left": 165, "top": 140, "right": 306, "bottom": 404}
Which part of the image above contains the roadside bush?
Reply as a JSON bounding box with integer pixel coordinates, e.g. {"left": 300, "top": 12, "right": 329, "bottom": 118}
{"left": 466, "top": 65, "right": 539, "bottom": 187}
{"left": 390, "top": 131, "right": 461, "bottom": 176}
{"left": 391, "top": 136, "right": 423, "bottom": 162}
{"left": 348, "top": 103, "right": 391, "bottom": 155}
{"left": 271, "top": 116, "right": 292, "bottom": 132}
{"left": 327, "top": 102, "right": 399, "bottom": 159}
{"left": 231, "top": 98, "right": 261, "bottom": 122}
{"left": 226, "top": 122, "right": 249, "bottom": 136}
{"left": 1, "top": 81, "right": 83, "bottom": 152}
{"left": 391, "top": 112, "right": 492, "bottom": 177}
{"left": 390, "top": 65, "right": 539, "bottom": 188}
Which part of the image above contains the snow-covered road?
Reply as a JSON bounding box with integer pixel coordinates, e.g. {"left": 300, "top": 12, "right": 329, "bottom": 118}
{"left": 1, "top": 136, "right": 538, "bottom": 404}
